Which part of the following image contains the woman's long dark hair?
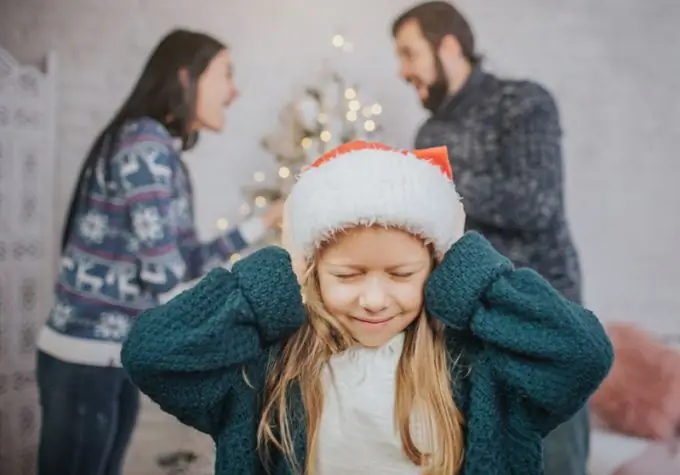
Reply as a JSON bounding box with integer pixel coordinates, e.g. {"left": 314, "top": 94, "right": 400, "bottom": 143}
{"left": 60, "top": 29, "right": 226, "bottom": 251}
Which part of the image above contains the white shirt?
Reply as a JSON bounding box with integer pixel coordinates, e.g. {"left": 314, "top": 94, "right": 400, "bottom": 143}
{"left": 316, "top": 332, "right": 427, "bottom": 474}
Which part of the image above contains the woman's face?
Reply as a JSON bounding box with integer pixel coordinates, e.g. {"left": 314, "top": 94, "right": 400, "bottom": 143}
{"left": 316, "top": 227, "right": 433, "bottom": 348}
{"left": 193, "top": 49, "right": 238, "bottom": 132}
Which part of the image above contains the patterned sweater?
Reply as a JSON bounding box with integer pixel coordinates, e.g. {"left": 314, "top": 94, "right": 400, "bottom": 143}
{"left": 37, "top": 118, "right": 264, "bottom": 367}
{"left": 416, "top": 68, "right": 582, "bottom": 302}
{"left": 122, "top": 232, "right": 613, "bottom": 475}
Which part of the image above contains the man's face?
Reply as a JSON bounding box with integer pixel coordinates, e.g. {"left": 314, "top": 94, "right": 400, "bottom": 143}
{"left": 394, "top": 19, "right": 449, "bottom": 113}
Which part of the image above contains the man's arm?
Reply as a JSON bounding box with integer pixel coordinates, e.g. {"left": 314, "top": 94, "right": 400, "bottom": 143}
{"left": 456, "top": 83, "right": 564, "bottom": 232}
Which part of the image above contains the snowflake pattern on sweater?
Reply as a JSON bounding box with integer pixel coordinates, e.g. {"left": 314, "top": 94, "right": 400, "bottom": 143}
{"left": 39, "top": 118, "right": 250, "bottom": 365}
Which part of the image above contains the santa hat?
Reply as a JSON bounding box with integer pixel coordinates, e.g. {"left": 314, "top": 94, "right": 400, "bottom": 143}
{"left": 286, "top": 140, "right": 462, "bottom": 259}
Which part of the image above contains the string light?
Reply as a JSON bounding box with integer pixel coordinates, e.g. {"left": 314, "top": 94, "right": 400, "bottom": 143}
{"left": 216, "top": 218, "right": 229, "bottom": 230}
{"left": 332, "top": 35, "right": 344, "bottom": 47}
{"left": 229, "top": 253, "right": 241, "bottom": 264}
{"left": 240, "top": 31, "right": 382, "bottom": 246}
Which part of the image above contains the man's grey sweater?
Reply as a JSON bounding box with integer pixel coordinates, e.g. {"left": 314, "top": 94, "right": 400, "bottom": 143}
{"left": 416, "top": 68, "right": 582, "bottom": 303}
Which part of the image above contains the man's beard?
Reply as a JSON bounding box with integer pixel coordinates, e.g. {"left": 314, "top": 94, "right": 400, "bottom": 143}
{"left": 422, "top": 57, "right": 449, "bottom": 113}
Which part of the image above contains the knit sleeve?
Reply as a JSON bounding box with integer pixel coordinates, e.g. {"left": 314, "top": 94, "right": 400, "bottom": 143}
{"left": 454, "top": 83, "right": 563, "bottom": 232}
{"left": 425, "top": 232, "right": 613, "bottom": 436}
{"left": 178, "top": 217, "right": 267, "bottom": 280}
{"left": 120, "top": 246, "right": 305, "bottom": 436}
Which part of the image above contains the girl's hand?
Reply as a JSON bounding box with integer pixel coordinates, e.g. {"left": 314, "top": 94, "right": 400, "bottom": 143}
{"left": 281, "top": 198, "right": 307, "bottom": 284}
{"left": 280, "top": 165, "right": 310, "bottom": 284}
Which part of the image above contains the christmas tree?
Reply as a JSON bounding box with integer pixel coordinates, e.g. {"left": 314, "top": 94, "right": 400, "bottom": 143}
{"left": 223, "top": 34, "right": 384, "bottom": 246}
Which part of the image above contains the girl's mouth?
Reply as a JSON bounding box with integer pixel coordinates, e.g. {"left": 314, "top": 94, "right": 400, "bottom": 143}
{"left": 351, "top": 316, "right": 395, "bottom": 326}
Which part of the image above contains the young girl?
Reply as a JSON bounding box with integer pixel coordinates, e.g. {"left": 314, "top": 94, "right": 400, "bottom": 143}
{"left": 122, "top": 141, "right": 613, "bottom": 474}
{"left": 36, "top": 29, "right": 283, "bottom": 475}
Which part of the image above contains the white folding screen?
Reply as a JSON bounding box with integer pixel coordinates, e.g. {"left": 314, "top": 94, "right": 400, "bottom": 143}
{"left": 0, "top": 46, "right": 57, "bottom": 474}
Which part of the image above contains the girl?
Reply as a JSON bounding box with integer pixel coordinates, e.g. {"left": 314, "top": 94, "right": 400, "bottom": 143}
{"left": 35, "top": 29, "right": 283, "bottom": 475}
{"left": 122, "top": 141, "right": 613, "bottom": 474}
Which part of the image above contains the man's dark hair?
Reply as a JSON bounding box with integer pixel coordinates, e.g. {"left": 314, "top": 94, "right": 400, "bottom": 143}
{"left": 392, "top": 1, "right": 481, "bottom": 65}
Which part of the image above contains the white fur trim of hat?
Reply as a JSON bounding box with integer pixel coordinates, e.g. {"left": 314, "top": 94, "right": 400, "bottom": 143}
{"left": 286, "top": 141, "right": 462, "bottom": 259}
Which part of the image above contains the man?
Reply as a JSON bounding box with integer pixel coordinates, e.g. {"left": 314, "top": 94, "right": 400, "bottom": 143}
{"left": 391, "top": 2, "right": 590, "bottom": 475}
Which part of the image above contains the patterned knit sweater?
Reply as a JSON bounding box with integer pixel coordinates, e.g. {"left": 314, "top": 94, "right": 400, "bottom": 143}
{"left": 122, "top": 232, "right": 613, "bottom": 475}
{"left": 415, "top": 68, "right": 582, "bottom": 302}
{"left": 38, "top": 118, "right": 264, "bottom": 367}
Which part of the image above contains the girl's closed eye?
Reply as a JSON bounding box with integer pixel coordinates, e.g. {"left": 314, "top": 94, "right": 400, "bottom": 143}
{"left": 391, "top": 271, "right": 416, "bottom": 279}
{"left": 332, "top": 272, "right": 363, "bottom": 280}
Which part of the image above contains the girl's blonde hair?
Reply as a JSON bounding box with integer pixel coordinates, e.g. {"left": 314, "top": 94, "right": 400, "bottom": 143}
{"left": 256, "top": 236, "right": 465, "bottom": 474}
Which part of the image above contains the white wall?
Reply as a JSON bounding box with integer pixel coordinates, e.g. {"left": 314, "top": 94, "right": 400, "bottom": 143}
{"left": 0, "top": 0, "right": 678, "bottom": 333}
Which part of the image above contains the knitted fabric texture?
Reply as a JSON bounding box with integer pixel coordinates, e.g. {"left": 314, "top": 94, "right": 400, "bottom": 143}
{"left": 39, "top": 117, "right": 250, "bottom": 366}
{"left": 122, "top": 232, "right": 614, "bottom": 475}
{"left": 415, "top": 68, "right": 582, "bottom": 302}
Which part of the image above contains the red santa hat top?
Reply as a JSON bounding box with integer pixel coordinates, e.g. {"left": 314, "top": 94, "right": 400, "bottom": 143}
{"left": 286, "top": 140, "right": 462, "bottom": 259}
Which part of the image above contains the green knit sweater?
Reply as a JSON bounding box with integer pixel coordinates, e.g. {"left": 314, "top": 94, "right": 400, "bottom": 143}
{"left": 121, "top": 232, "right": 613, "bottom": 474}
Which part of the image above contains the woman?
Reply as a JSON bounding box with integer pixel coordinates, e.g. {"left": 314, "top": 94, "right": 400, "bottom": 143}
{"left": 35, "top": 29, "right": 283, "bottom": 475}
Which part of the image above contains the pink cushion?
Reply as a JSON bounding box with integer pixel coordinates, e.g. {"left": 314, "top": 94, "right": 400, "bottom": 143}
{"left": 589, "top": 323, "right": 680, "bottom": 440}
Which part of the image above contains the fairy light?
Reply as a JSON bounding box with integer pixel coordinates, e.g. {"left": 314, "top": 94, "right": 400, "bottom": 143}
{"left": 320, "top": 130, "right": 332, "bottom": 142}
{"left": 332, "top": 35, "right": 344, "bottom": 48}
{"left": 216, "top": 218, "right": 229, "bottom": 230}
{"left": 229, "top": 253, "right": 241, "bottom": 264}
{"left": 240, "top": 33, "right": 383, "bottom": 237}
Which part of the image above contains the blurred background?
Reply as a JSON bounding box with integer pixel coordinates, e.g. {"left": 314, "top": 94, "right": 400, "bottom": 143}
{"left": 0, "top": 0, "right": 678, "bottom": 474}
